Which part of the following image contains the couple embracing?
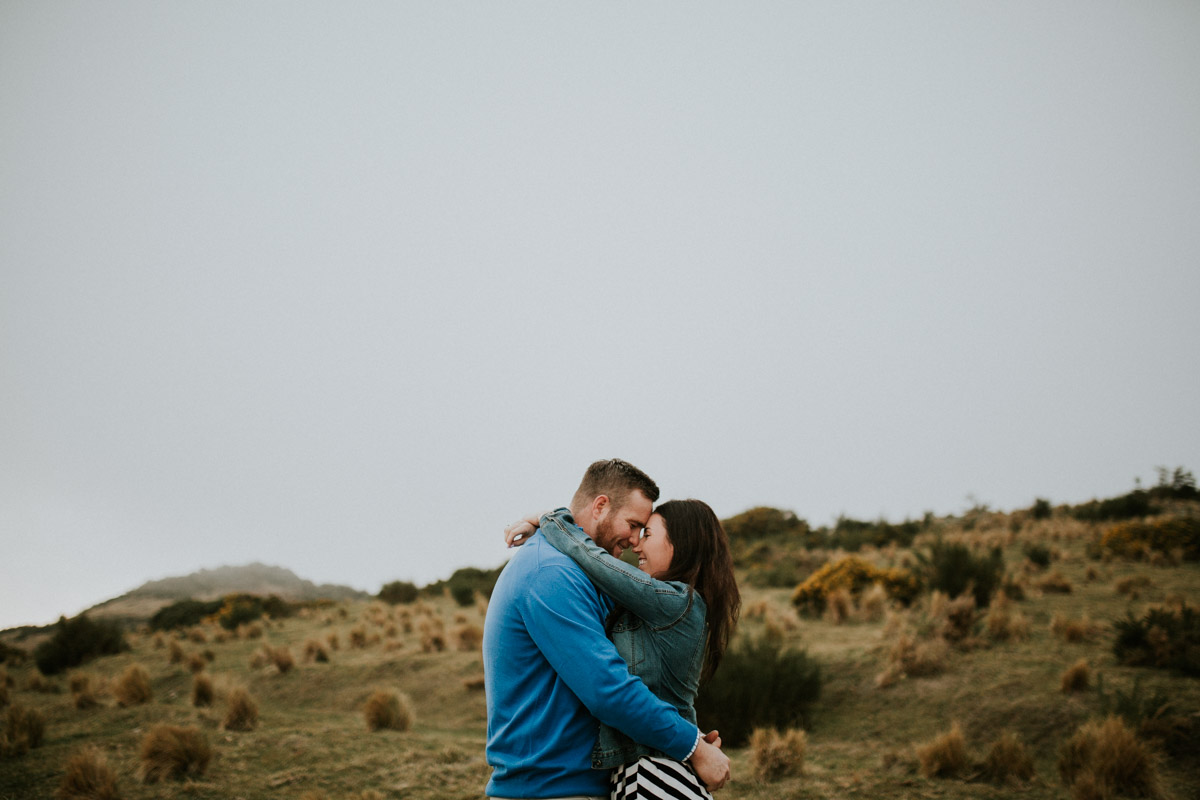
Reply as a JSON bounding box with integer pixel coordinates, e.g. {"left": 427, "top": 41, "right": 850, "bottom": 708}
{"left": 483, "top": 459, "right": 741, "bottom": 800}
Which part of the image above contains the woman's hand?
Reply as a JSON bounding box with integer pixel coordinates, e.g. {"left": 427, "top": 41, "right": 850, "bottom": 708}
{"left": 689, "top": 737, "right": 731, "bottom": 791}
{"left": 504, "top": 512, "right": 546, "bottom": 547}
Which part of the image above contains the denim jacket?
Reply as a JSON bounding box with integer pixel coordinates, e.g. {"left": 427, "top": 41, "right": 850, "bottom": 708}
{"left": 539, "top": 508, "right": 706, "bottom": 770}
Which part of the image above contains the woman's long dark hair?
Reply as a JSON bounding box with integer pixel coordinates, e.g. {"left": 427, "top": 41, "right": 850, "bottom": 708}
{"left": 655, "top": 499, "right": 741, "bottom": 683}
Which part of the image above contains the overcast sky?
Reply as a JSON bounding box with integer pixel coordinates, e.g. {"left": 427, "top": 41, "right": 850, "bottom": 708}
{"left": 2, "top": 2, "right": 1198, "bottom": 630}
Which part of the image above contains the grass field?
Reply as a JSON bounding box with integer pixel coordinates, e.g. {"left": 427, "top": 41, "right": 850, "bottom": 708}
{"left": 1, "top": 511, "right": 1197, "bottom": 800}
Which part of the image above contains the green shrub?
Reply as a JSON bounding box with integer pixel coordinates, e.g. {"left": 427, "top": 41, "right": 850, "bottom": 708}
{"left": 1030, "top": 498, "right": 1053, "bottom": 520}
{"left": 1023, "top": 543, "right": 1052, "bottom": 568}
{"left": 694, "top": 634, "right": 821, "bottom": 747}
{"left": 213, "top": 594, "right": 293, "bottom": 630}
{"left": 378, "top": 581, "right": 419, "bottom": 605}
{"left": 1112, "top": 603, "right": 1200, "bottom": 676}
{"left": 1072, "top": 490, "right": 1153, "bottom": 522}
{"left": 824, "top": 516, "right": 922, "bottom": 552}
{"left": 34, "top": 616, "right": 128, "bottom": 676}
{"left": 1096, "top": 674, "right": 1173, "bottom": 730}
{"left": 149, "top": 599, "right": 224, "bottom": 631}
{"left": 722, "top": 507, "right": 810, "bottom": 542}
{"left": 423, "top": 567, "right": 503, "bottom": 607}
{"left": 742, "top": 550, "right": 819, "bottom": 588}
{"left": 916, "top": 539, "right": 1004, "bottom": 607}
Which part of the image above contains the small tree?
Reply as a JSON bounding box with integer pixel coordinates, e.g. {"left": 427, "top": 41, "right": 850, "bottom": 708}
{"left": 378, "top": 581, "right": 419, "bottom": 605}
{"left": 34, "top": 616, "right": 128, "bottom": 676}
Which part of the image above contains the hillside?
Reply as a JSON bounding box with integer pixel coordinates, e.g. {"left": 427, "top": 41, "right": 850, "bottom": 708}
{"left": 0, "top": 482, "right": 1197, "bottom": 799}
{"left": 72, "top": 563, "right": 367, "bottom": 627}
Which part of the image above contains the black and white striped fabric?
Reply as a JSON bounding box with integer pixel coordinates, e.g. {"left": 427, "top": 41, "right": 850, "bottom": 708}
{"left": 609, "top": 756, "right": 714, "bottom": 800}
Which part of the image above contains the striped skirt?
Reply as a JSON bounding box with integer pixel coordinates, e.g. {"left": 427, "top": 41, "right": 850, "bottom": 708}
{"left": 609, "top": 756, "right": 714, "bottom": 800}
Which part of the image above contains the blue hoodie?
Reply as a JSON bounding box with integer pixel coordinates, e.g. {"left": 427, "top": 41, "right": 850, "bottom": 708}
{"left": 483, "top": 525, "right": 696, "bottom": 798}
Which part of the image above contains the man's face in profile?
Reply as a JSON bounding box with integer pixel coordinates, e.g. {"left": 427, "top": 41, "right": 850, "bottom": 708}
{"left": 593, "top": 490, "right": 654, "bottom": 559}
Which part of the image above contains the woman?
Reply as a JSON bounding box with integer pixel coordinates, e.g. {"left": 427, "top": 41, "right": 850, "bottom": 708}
{"left": 505, "top": 499, "right": 740, "bottom": 800}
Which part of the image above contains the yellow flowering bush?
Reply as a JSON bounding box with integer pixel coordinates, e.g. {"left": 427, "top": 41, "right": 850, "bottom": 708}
{"left": 791, "top": 556, "right": 920, "bottom": 613}
{"left": 1100, "top": 516, "right": 1199, "bottom": 561}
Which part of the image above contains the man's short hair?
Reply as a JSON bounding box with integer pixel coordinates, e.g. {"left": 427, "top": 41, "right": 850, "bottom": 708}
{"left": 571, "top": 459, "right": 660, "bottom": 513}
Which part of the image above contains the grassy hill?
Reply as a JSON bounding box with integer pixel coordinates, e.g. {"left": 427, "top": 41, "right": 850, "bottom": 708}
{"left": 86, "top": 563, "right": 369, "bottom": 620}
{"left": 1, "top": 498, "right": 1197, "bottom": 799}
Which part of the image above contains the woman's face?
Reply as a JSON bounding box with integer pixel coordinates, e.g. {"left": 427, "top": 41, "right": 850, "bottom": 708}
{"left": 632, "top": 513, "right": 674, "bottom": 578}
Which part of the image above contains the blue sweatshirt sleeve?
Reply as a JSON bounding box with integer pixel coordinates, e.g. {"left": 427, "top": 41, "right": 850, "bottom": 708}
{"left": 518, "top": 556, "right": 697, "bottom": 760}
{"left": 538, "top": 509, "right": 698, "bottom": 629}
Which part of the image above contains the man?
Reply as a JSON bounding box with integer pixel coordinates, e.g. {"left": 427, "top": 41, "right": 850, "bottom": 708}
{"left": 483, "top": 459, "right": 730, "bottom": 799}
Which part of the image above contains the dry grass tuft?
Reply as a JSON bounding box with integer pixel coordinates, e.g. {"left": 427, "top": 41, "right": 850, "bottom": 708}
{"left": 191, "top": 674, "right": 213, "bottom": 707}
{"left": 186, "top": 653, "right": 206, "bottom": 674}
{"left": 238, "top": 623, "right": 263, "bottom": 640}
{"left": 984, "top": 730, "right": 1035, "bottom": 784}
{"left": 152, "top": 633, "right": 164, "bottom": 649}
{"left": 326, "top": 631, "right": 340, "bottom": 651}
{"left": 985, "top": 591, "right": 1030, "bottom": 642}
{"left": 265, "top": 645, "right": 294, "bottom": 674}
{"left": 749, "top": 727, "right": 806, "bottom": 781}
{"left": 112, "top": 664, "right": 152, "bottom": 707}
{"left": 1061, "top": 659, "right": 1091, "bottom": 693}
{"left": 57, "top": 745, "right": 121, "bottom": 799}
{"left": 916, "top": 721, "right": 969, "bottom": 778}
{"left": 222, "top": 687, "right": 259, "bottom": 731}
{"left": 70, "top": 674, "right": 102, "bottom": 710}
{"left": 303, "top": 639, "right": 330, "bottom": 663}
{"left": 138, "top": 724, "right": 211, "bottom": 783}
{"left": 364, "top": 689, "right": 414, "bottom": 732}
{"left": 1, "top": 703, "right": 46, "bottom": 756}
{"left": 25, "top": 671, "right": 59, "bottom": 693}
{"left": 420, "top": 632, "right": 446, "bottom": 653}
{"left": 1051, "top": 613, "right": 1100, "bottom": 643}
{"left": 1069, "top": 771, "right": 1108, "bottom": 800}
{"left": 167, "top": 640, "right": 185, "bottom": 665}
{"left": 187, "top": 628, "right": 207, "bottom": 644}
{"left": 0, "top": 682, "right": 7, "bottom": 709}
{"left": 938, "top": 594, "right": 978, "bottom": 642}
{"left": 859, "top": 582, "right": 889, "bottom": 621}
{"left": 249, "top": 651, "right": 268, "bottom": 670}
{"left": 878, "top": 632, "right": 948, "bottom": 687}
{"left": 1058, "top": 716, "right": 1161, "bottom": 799}
{"left": 1039, "top": 570, "right": 1074, "bottom": 593}
{"left": 461, "top": 675, "right": 485, "bottom": 691}
{"left": 452, "top": 623, "right": 484, "bottom": 652}
{"left": 823, "top": 586, "right": 854, "bottom": 624}
{"left": 1115, "top": 575, "right": 1153, "bottom": 597}
{"left": 929, "top": 590, "right": 949, "bottom": 619}
{"left": 349, "top": 625, "right": 368, "bottom": 648}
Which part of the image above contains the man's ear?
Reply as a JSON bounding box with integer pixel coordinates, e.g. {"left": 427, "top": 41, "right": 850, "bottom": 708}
{"left": 590, "top": 494, "right": 610, "bottom": 521}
